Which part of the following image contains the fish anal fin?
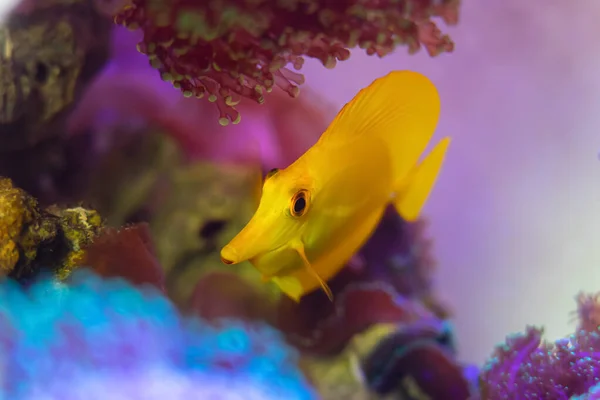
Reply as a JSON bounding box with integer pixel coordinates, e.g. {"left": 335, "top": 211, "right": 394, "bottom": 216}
{"left": 270, "top": 276, "right": 303, "bottom": 303}
{"left": 393, "top": 136, "right": 451, "bottom": 222}
{"left": 317, "top": 70, "right": 441, "bottom": 181}
{"left": 292, "top": 240, "right": 334, "bottom": 302}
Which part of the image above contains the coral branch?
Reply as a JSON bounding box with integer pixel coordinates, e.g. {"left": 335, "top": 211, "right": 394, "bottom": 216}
{"left": 113, "top": 0, "right": 459, "bottom": 124}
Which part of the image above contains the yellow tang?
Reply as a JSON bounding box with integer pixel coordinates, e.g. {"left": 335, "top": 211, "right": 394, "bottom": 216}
{"left": 220, "top": 70, "right": 450, "bottom": 302}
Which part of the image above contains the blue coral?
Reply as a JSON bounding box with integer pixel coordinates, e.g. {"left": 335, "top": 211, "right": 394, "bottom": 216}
{"left": 0, "top": 269, "right": 316, "bottom": 400}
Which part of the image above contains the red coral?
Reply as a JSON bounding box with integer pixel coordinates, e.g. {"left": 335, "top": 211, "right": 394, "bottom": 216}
{"left": 80, "top": 223, "right": 166, "bottom": 292}
{"left": 189, "top": 271, "right": 276, "bottom": 323}
{"left": 113, "top": 0, "right": 459, "bottom": 124}
{"left": 277, "top": 281, "right": 434, "bottom": 355}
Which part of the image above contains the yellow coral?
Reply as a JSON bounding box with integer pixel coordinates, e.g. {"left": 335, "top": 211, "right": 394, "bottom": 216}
{"left": 52, "top": 206, "right": 103, "bottom": 279}
{"left": 0, "top": 177, "right": 39, "bottom": 273}
{"left": 0, "top": 176, "right": 104, "bottom": 281}
{"left": 0, "top": 239, "right": 18, "bottom": 273}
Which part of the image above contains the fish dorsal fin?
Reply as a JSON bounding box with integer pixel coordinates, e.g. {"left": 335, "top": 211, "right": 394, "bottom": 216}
{"left": 393, "top": 136, "right": 451, "bottom": 222}
{"left": 317, "top": 70, "right": 441, "bottom": 183}
{"left": 243, "top": 138, "right": 264, "bottom": 211}
{"left": 250, "top": 165, "right": 263, "bottom": 211}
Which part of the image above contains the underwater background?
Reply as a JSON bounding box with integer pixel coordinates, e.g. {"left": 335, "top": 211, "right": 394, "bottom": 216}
{"left": 1, "top": 0, "right": 600, "bottom": 399}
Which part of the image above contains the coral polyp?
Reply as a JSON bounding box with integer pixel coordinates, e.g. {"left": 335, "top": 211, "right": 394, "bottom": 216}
{"left": 114, "top": 0, "right": 459, "bottom": 125}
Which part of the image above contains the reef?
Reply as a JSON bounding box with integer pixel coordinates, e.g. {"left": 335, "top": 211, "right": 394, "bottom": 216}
{"left": 114, "top": 0, "right": 459, "bottom": 125}
{"left": 1, "top": 1, "right": 598, "bottom": 400}
{"left": 0, "top": 1, "right": 489, "bottom": 398}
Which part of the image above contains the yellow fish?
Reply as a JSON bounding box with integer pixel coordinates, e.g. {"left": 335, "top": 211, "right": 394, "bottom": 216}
{"left": 220, "top": 70, "right": 450, "bottom": 302}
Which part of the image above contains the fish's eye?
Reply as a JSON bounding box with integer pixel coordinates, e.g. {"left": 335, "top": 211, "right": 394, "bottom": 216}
{"left": 290, "top": 190, "right": 309, "bottom": 217}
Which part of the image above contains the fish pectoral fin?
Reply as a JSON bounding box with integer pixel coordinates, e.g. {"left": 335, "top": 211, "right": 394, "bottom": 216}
{"left": 393, "top": 136, "right": 451, "bottom": 222}
{"left": 292, "top": 241, "right": 334, "bottom": 302}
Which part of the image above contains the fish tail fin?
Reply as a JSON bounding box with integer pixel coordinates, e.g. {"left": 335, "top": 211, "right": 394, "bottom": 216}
{"left": 317, "top": 70, "right": 440, "bottom": 181}
{"left": 393, "top": 136, "right": 451, "bottom": 222}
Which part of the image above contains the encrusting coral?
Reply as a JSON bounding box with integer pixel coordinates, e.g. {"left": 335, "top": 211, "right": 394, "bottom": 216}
{"left": 0, "top": 177, "right": 103, "bottom": 282}
{"left": 113, "top": 0, "right": 459, "bottom": 125}
{"left": 476, "top": 292, "right": 600, "bottom": 400}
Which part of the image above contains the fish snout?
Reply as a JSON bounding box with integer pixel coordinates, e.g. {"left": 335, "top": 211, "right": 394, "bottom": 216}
{"left": 220, "top": 245, "right": 238, "bottom": 265}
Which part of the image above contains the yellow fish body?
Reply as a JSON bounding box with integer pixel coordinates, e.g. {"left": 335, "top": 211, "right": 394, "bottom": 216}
{"left": 220, "top": 70, "right": 450, "bottom": 302}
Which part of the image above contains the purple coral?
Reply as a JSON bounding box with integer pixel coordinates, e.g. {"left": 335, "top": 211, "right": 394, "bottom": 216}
{"left": 477, "top": 293, "right": 600, "bottom": 400}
